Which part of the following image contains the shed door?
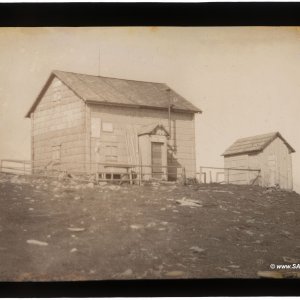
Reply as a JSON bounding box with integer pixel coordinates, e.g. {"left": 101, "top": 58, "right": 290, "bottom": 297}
{"left": 151, "top": 142, "right": 163, "bottom": 179}
{"left": 267, "top": 154, "right": 277, "bottom": 187}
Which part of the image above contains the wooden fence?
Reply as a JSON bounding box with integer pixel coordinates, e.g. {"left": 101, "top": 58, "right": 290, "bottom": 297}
{"left": 197, "top": 166, "right": 261, "bottom": 185}
{"left": 0, "top": 159, "right": 32, "bottom": 175}
{"left": 0, "top": 159, "right": 186, "bottom": 184}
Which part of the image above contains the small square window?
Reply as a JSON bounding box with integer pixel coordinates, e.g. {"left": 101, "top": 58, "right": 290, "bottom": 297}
{"left": 102, "top": 122, "right": 113, "bottom": 132}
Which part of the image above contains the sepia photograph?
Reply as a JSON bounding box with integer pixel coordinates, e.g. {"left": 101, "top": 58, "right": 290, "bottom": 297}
{"left": 0, "top": 26, "right": 300, "bottom": 282}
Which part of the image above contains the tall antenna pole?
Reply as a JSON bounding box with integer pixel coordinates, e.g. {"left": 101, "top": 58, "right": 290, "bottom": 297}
{"left": 98, "top": 48, "right": 101, "bottom": 76}
{"left": 167, "top": 88, "right": 172, "bottom": 140}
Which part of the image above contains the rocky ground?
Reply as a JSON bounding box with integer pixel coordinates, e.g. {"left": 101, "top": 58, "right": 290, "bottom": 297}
{"left": 0, "top": 172, "right": 300, "bottom": 281}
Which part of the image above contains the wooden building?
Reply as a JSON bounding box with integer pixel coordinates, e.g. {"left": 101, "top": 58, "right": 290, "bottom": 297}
{"left": 25, "top": 70, "right": 201, "bottom": 180}
{"left": 222, "top": 132, "right": 295, "bottom": 190}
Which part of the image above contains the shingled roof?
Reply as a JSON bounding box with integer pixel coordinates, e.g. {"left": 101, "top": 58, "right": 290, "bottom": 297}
{"left": 222, "top": 132, "right": 295, "bottom": 157}
{"left": 26, "top": 70, "right": 201, "bottom": 117}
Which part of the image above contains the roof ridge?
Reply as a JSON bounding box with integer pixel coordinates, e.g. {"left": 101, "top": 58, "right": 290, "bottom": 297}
{"left": 53, "top": 69, "right": 167, "bottom": 85}
{"left": 236, "top": 131, "right": 278, "bottom": 141}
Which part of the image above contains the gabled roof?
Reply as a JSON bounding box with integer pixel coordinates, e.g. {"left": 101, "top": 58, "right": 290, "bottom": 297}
{"left": 222, "top": 132, "right": 296, "bottom": 157}
{"left": 26, "top": 70, "right": 202, "bottom": 117}
{"left": 138, "top": 123, "right": 169, "bottom": 136}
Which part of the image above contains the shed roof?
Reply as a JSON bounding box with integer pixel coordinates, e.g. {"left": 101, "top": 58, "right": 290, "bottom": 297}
{"left": 26, "top": 70, "right": 202, "bottom": 117}
{"left": 222, "top": 132, "right": 296, "bottom": 157}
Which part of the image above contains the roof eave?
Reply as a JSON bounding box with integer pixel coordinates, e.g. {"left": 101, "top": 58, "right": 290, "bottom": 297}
{"left": 25, "top": 73, "right": 56, "bottom": 118}
{"left": 85, "top": 99, "right": 201, "bottom": 113}
{"left": 222, "top": 149, "right": 262, "bottom": 157}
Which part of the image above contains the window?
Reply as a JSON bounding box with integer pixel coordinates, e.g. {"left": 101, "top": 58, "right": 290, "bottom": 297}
{"left": 105, "top": 145, "right": 117, "bottom": 162}
{"left": 52, "top": 145, "right": 61, "bottom": 161}
{"left": 102, "top": 122, "right": 113, "bottom": 132}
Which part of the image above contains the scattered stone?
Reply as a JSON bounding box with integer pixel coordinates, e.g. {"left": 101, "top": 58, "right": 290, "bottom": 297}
{"left": 245, "top": 230, "right": 254, "bottom": 236}
{"left": 68, "top": 227, "right": 85, "bottom": 232}
{"left": 27, "top": 239, "right": 48, "bottom": 246}
{"left": 160, "top": 208, "right": 166, "bottom": 211}
{"left": 257, "top": 271, "right": 283, "bottom": 279}
{"left": 99, "top": 182, "right": 107, "bottom": 186}
{"left": 87, "top": 182, "right": 94, "bottom": 188}
{"left": 283, "top": 256, "right": 299, "bottom": 263}
{"left": 165, "top": 270, "right": 184, "bottom": 277}
{"left": 176, "top": 197, "right": 202, "bottom": 207}
{"left": 122, "top": 269, "right": 133, "bottom": 276}
{"left": 190, "top": 246, "right": 205, "bottom": 253}
{"left": 216, "top": 267, "right": 229, "bottom": 272}
{"left": 70, "top": 248, "right": 78, "bottom": 253}
{"left": 28, "top": 208, "right": 34, "bottom": 211}
{"left": 130, "top": 224, "right": 143, "bottom": 230}
{"left": 228, "top": 265, "right": 240, "bottom": 269}
{"left": 74, "top": 196, "right": 80, "bottom": 200}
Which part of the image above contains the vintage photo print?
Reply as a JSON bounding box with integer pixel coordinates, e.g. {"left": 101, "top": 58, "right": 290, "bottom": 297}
{"left": 0, "top": 26, "right": 299, "bottom": 283}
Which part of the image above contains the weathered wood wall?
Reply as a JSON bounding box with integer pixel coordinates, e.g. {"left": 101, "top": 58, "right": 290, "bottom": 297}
{"left": 224, "top": 137, "right": 293, "bottom": 190}
{"left": 88, "top": 104, "right": 196, "bottom": 178}
{"left": 32, "top": 77, "right": 86, "bottom": 172}
{"left": 224, "top": 154, "right": 250, "bottom": 184}
{"left": 259, "top": 137, "right": 293, "bottom": 190}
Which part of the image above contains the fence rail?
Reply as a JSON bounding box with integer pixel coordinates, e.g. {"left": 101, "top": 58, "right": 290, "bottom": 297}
{"left": 0, "top": 159, "right": 32, "bottom": 175}
{"left": 197, "top": 166, "right": 261, "bottom": 185}
{"left": 0, "top": 159, "right": 186, "bottom": 185}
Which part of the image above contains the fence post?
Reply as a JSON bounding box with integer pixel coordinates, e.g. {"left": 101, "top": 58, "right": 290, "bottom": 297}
{"left": 24, "top": 161, "right": 26, "bottom": 175}
{"left": 199, "top": 167, "right": 202, "bottom": 184}
{"left": 182, "top": 167, "right": 186, "bottom": 185}
{"left": 209, "top": 170, "right": 212, "bottom": 183}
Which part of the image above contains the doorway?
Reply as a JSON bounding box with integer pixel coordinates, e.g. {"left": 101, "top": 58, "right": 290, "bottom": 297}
{"left": 151, "top": 142, "right": 163, "bottom": 179}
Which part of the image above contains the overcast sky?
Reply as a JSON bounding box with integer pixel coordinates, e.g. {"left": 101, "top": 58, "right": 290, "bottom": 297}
{"left": 0, "top": 27, "right": 299, "bottom": 192}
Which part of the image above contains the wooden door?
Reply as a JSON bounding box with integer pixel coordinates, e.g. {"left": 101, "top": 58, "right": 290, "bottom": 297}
{"left": 151, "top": 142, "right": 163, "bottom": 179}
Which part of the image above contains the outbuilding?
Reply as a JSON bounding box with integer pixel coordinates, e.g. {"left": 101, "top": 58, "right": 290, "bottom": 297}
{"left": 222, "top": 132, "right": 295, "bottom": 190}
{"left": 25, "top": 70, "right": 202, "bottom": 180}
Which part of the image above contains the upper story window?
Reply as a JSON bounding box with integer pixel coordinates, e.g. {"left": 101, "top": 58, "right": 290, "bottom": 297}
{"left": 102, "top": 122, "right": 113, "bottom": 133}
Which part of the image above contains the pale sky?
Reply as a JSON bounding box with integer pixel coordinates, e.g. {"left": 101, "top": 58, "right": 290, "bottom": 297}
{"left": 0, "top": 27, "right": 299, "bottom": 192}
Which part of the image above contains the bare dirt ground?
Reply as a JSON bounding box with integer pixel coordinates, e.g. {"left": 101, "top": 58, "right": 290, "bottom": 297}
{"left": 0, "top": 172, "right": 300, "bottom": 281}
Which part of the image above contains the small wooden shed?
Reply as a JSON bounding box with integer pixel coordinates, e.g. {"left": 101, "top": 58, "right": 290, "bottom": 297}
{"left": 222, "top": 132, "right": 295, "bottom": 190}
{"left": 25, "top": 70, "right": 202, "bottom": 180}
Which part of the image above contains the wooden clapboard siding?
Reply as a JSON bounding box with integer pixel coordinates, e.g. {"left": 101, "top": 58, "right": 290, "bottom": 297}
{"left": 260, "top": 137, "right": 293, "bottom": 190}
{"left": 89, "top": 104, "right": 196, "bottom": 177}
{"left": 224, "top": 154, "right": 249, "bottom": 184}
{"left": 32, "top": 77, "right": 86, "bottom": 171}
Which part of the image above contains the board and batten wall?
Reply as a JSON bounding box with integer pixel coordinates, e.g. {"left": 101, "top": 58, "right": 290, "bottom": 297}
{"left": 88, "top": 104, "right": 196, "bottom": 177}
{"left": 31, "top": 77, "right": 86, "bottom": 172}
{"left": 224, "top": 137, "right": 293, "bottom": 190}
